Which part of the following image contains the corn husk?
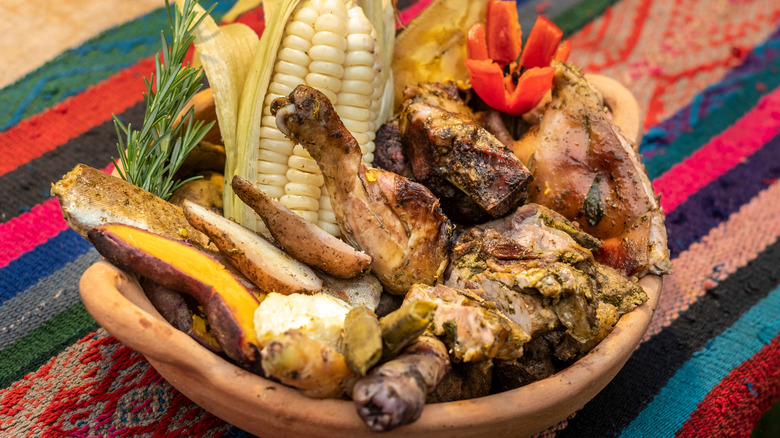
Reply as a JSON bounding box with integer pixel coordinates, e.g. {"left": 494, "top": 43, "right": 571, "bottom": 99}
{"left": 357, "top": 0, "right": 397, "bottom": 124}
{"left": 178, "top": 1, "right": 260, "bottom": 220}
{"left": 221, "top": 0, "right": 264, "bottom": 22}
{"left": 391, "top": 0, "right": 489, "bottom": 108}
{"left": 232, "top": 0, "right": 395, "bottom": 231}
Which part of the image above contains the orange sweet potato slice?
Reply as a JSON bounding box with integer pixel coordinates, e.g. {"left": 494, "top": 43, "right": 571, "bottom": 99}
{"left": 88, "top": 223, "right": 263, "bottom": 372}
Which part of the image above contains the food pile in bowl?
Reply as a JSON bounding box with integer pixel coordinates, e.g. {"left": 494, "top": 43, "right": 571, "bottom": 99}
{"left": 54, "top": 0, "right": 671, "bottom": 433}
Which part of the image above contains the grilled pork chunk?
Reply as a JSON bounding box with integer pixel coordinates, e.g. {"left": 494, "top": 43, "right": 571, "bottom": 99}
{"left": 399, "top": 102, "right": 533, "bottom": 222}
{"left": 405, "top": 284, "right": 530, "bottom": 362}
{"left": 511, "top": 63, "right": 671, "bottom": 277}
{"left": 271, "top": 85, "right": 452, "bottom": 295}
{"left": 447, "top": 204, "right": 647, "bottom": 359}
{"left": 373, "top": 82, "right": 532, "bottom": 223}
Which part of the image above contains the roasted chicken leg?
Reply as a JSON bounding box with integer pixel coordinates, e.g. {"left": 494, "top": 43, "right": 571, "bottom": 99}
{"left": 271, "top": 85, "right": 453, "bottom": 295}
{"left": 511, "top": 63, "right": 671, "bottom": 276}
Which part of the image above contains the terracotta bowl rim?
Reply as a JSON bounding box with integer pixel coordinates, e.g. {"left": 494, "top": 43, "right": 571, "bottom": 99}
{"left": 79, "top": 261, "right": 661, "bottom": 438}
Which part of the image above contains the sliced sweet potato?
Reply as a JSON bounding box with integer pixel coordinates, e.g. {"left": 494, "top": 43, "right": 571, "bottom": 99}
{"left": 182, "top": 200, "right": 322, "bottom": 295}
{"left": 231, "top": 175, "right": 372, "bottom": 279}
{"left": 88, "top": 223, "right": 263, "bottom": 372}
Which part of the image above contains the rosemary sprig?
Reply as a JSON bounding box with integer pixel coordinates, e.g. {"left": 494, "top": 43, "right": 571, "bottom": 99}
{"left": 113, "top": 0, "right": 215, "bottom": 200}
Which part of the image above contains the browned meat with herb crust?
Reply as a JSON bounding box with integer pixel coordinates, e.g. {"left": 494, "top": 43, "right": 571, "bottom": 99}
{"left": 511, "top": 63, "right": 671, "bottom": 276}
{"left": 399, "top": 101, "right": 532, "bottom": 222}
{"left": 446, "top": 204, "right": 647, "bottom": 357}
{"left": 405, "top": 283, "right": 530, "bottom": 362}
{"left": 402, "top": 82, "right": 475, "bottom": 117}
{"left": 272, "top": 85, "right": 452, "bottom": 295}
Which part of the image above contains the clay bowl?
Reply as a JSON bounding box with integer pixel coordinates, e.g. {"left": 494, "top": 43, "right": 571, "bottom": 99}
{"left": 80, "top": 262, "right": 660, "bottom": 438}
{"left": 79, "top": 74, "right": 657, "bottom": 437}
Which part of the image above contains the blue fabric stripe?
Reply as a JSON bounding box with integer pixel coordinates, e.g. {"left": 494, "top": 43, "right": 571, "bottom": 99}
{"left": 0, "top": 249, "right": 100, "bottom": 350}
{"left": 642, "top": 27, "right": 780, "bottom": 177}
{"left": 0, "top": 229, "right": 92, "bottom": 305}
{"left": 641, "top": 25, "right": 780, "bottom": 161}
{"left": 620, "top": 285, "right": 780, "bottom": 437}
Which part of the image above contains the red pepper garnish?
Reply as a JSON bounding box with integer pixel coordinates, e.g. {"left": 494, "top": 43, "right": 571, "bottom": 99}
{"left": 554, "top": 39, "right": 572, "bottom": 63}
{"left": 467, "top": 23, "right": 489, "bottom": 61}
{"left": 518, "top": 16, "right": 564, "bottom": 69}
{"left": 485, "top": 1, "right": 522, "bottom": 66}
{"left": 465, "top": 59, "right": 553, "bottom": 115}
{"left": 464, "top": 2, "right": 568, "bottom": 116}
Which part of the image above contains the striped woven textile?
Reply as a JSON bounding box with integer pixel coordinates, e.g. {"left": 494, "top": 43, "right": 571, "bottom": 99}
{"left": 1, "top": 0, "right": 779, "bottom": 436}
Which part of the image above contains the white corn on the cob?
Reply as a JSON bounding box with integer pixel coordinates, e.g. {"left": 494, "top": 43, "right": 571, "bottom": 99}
{"left": 250, "top": 0, "right": 383, "bottom": 236}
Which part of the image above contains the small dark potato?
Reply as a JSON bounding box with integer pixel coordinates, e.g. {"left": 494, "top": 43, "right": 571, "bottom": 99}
{"left": 140, "top": 277, "right": 222, "bottom": 354}
{"left": 176, "top": 141, "right": 227, "bottom": 179}
{"left": 169, "top": 171, "right": 224, "bottom": 214}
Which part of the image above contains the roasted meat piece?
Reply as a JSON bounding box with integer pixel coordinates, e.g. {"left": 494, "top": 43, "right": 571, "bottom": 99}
{"left": 373, "top": 117, "right": 412, "bottom": 178}
{"left": 372, "top": 82, "right": 532, "bottom": 223}
{"left": 511, "top": 63, "right": 671, "bottom": 276}
{"left": 271, "top": 85, "right": 452, "bottom": 295}
{"left": 446, "top": 204, "right": 647, "bottom": 357}
{"left": 405, "top": 283, "right": 530, "bottom": 362}
{"left": 399, "top": 101, "right": 532, "bottom": 221}
{"left": 401, "top": 82, "right": 475, "bottom": 117}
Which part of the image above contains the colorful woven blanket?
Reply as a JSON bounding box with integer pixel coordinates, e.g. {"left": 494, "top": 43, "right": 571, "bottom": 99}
{"left": 2, "top": 0, "right": 779, "bottom": 436}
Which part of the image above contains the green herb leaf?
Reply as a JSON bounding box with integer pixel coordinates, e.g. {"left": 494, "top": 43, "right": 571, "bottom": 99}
{"left": 112, "top": 0, "right": 215, "bottom": 200}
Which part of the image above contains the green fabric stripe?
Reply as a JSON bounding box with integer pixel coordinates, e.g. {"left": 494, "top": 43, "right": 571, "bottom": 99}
{"left": 646, "top": 48, "right": 780, "bottom": 179}
{"left": 0, "top": 0, "right": 234, "bottom": 132}
{"left": 555, "top": 0, "right": 620, "bottom": 36}
{"left": 0, "top": 302, "right": 98, "bottom": 389}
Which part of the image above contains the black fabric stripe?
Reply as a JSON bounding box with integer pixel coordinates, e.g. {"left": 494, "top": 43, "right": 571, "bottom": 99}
{"left": 557, "top": 236, "right": 780, "bottom": 437}
{"left": 0, "top": 101, "right": 145, "bottom": 223}
{"left": 665, "top": 133, "right": 780, "bottom": 258}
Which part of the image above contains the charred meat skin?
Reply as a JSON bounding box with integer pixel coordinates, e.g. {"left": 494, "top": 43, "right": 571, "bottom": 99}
{"left": 511, "top": 63, "right": 671, "bottom": 276}
{"left": 374, "top": 83, "right": 472, "bottom": 177}
{"left": 373, "top": 117, "right": 412, "bottom": 178}
{"left": 271, "top": 85, "right": 452, "bottom": 295}
{"left": 399, "top": 102, "right": 532, "bottom": 220}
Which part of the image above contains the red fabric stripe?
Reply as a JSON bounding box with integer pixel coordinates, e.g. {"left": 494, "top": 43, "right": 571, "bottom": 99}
{"left": 231, "top": 4, "right": 266, "bottom": 34}
{"left": 0, "top": 10, "right": 268, "bottom": 179}
{"left": 654, "top": 84, "right": 780, "bottom": 213}
{"left": 0, "top": 59, "right": 154, "bottom": 178}
{"left": 0, "top": 164, "right": 114, "bottom": 269}
{"left": 398, "top": 0, "right": 434, "bottom": 27}
{"left": 675, "top": 332, "right": 780, "bottom": 437}
{"left": 0, "top": 199, "right": 68, "bottom": 269}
